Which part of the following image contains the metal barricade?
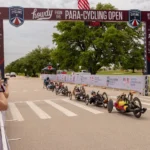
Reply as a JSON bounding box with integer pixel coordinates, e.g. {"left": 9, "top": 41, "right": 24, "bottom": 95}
{"left": 0, "top": 111, "right": 10, "bottom": 150}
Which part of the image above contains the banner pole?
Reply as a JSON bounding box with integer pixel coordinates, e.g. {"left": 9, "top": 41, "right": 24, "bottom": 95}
{"left": 0, "top": 19, "right": 4, "bottom": 79}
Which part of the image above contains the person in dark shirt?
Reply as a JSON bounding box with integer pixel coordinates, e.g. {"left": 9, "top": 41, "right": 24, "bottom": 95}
{"left": 88, "top": 91, "right": 97, "bottom": 105}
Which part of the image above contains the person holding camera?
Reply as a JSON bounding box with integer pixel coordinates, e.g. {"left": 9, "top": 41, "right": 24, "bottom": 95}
{"left": 0, "top": 79, "right": 9, "bottom": 110}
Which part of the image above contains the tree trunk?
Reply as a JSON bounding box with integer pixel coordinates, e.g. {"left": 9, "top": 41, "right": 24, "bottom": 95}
{"left": 132, "top": 67, "right": 135, "bottom": 73}
{"left": 33, "top": 70, "right": 36, "bottom": 76}
{"left": 91, "top": 67, "right": 98, "bottom": 75}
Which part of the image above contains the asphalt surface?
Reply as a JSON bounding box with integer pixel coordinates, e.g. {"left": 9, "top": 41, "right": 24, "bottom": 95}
{"left": 4, "top": 77, "right": 150, "bottom": 150}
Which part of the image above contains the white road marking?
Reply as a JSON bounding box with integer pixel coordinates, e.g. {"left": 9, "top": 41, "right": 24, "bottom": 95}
{"left": 8, "top": 103, "right": 24, "bottom": 121}
{"left": 26, "top": 101, "right": 51, "bottom": 119}
{"left": 44, "top": 100, "right": 77, "bottom": 117}
{"left": 142, "top": 102, "right": 150, "bottom": 106}
{"left": 140, "top": 98, "right": 150, "bottom": 102}
{"left": 13, "top": 101, "right": 41, "bottom": 104}
{"left": 61, "top": 99, "right": 104, "bottom": 114}
{"left": 138, "top": 95, "right": 150, "bottom": 99}
{"left": 12, "top": 99, "right": 58, "bottom": 104}
{"left": 5, "top": 119, "right": 17, "bottom": 122}
{"left": 8, "top": 138, "right": 21, "bottom": 141}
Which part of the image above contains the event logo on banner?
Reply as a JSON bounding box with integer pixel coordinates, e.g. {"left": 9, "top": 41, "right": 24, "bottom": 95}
{"left": 94, "top": 76, "right": 99, "bottom": 86}
{"left": 123, "top": 77, "right": 130, "bottom": 90}
{"left": 9, "top": 6, "right": 24, "bottom": 27}
{"left": 128, "top": 9, "right": 141, "bottom": 28}
{"left": 106, "top": 76, "right": 121, "bottom": 89}
{"left": 81, "top": 75, "right": 90, "bottom": 85}
{"left": 75, "top": 75, "right": 81, "bottom": 84}
{"left": 129, "top": 76, "right": 145, "bottom": 93}
{"left": 94, "top": 75, "right": 107, "bottom": 87}
{"left": 90, "top": 75, "right": 94, "bottom": 85}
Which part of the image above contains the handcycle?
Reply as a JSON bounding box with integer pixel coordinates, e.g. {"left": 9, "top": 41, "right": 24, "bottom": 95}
{"left": 69, "top": 85, "right": 89, "bottom": 102}
{"left": 86, "top": 91, "right": 108, "bottom": 108}
{"left": 43, "top": 80, "right": 49, "bottom": 89}
{"left": 47, "top": 81, "right": 56, "bottom": 92}
{"left": 55, "top": 84, "right": 71, "bottom": 97}
{"left": 107, "top": 91, "right": 147, "bottom": 118}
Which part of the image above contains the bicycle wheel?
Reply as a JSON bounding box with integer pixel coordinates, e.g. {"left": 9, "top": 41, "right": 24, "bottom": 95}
{"left": 107, "top": 99, "right": 113, "bottom": 113}
{"left": 86, "top": 95, "right": 89, "bottom": 105}
{"left": 102, "top": 92, "right": 108, "bottom": 108}
{"left": 132, "top": 97, "right": 142, "bottom": 118}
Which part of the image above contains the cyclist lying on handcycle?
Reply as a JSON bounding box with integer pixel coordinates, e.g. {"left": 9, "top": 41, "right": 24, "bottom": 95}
{"left": 88, "top": 91, "right": 97, "bottom": 104}
{"left": 58, "top": 82, "right": 64, "bottom": 89}
{"left": 55, "top": 82, "right": 65, "bottom": 91}
{"left": 114, "top": 92, "right": 146, "bottom": 113}
{"left": 47, "top": 80, "right": 55, "bottom": 90}
{"left": 73, "top": 85, "right": 85, "bottom": 95}
{"left": 72, "top": 85, "right": 87, "bottom": 101}
{"left": 43, "top": 77, "right": 50, "bottom": 88}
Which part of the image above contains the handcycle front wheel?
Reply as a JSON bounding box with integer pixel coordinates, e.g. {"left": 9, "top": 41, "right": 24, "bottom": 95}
{"left": 68, "top": 92, "right": 72, "bottom": 100}
{"left": 102, "top": 92, "right": 108, "bottom": 108}
{"left": 132, "top": 97, "right": 142, "bottom": 118}
{"left": 107, "top": 99, "right": 114, "bottom": 113}
{"left": 85, "top": 96, "right": 89, "bottom": 105}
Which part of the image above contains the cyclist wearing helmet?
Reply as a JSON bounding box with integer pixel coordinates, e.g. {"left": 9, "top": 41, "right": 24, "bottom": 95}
{"left": 80, "top": 85, "right": 85, "bottom": 93}
{"left": 88, "top": 91, "right": 97, "bottom": 104}
{"left": 47, "top": 80, "right": 55, "bottom": 89}
{"left": 58, "top": 82, "right": 63, "bottom": 88}
{"left": 44, "top": 77, "right": 50, "bottom": 87}
{"left": 73, "top": 85, "right": 80, "bottom": 95}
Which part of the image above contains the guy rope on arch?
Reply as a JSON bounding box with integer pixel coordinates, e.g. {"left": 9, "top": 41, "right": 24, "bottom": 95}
{"left": 0, "top": 7, "right": 149, "bottom": 95}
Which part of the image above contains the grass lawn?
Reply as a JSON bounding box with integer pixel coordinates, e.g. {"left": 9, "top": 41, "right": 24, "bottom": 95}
{"left": 96, "top": 70, "right": 143, "bottom": 75}
{"left": 18, "top": 73, "right": 25, "bottom": 76}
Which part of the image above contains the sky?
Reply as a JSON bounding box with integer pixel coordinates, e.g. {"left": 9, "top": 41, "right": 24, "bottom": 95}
{"left": 1, "top": 0, "right": 150, "bottom": 66}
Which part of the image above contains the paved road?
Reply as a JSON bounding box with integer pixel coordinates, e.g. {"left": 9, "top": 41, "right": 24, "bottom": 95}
{"left": 5, "top": 77, "right": 150, "bottom": 150}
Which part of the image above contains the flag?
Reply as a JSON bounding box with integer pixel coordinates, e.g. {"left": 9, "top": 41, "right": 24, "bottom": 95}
{"left": 78, "top": 0, "right": 90, "bottom": 10}
{"left": 78, "top": 0, "right": 101, "bottom": 27}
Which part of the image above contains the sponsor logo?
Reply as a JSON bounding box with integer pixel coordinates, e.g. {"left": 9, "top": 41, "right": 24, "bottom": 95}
{"left": 128, "top": 9, "right": 141, "bottom": 28}
{"left": 31, "top": 9, "right": 53, "bottom": 20}
{"left": 9, "top": 6, "right": 24, "bottom": 27}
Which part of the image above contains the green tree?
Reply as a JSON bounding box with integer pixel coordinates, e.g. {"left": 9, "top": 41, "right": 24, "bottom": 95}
{"left": 121, "top": 44, "right": 144, "bottom": 73}
{"left": 5, "top": 46, "right": 54, "bottom": 76}
{"left": 52, "top": 2, "right": 144, "bottom": 74}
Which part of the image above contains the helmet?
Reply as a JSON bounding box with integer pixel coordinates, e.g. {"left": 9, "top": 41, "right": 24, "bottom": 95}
{"left": 91, "top": 91, "right": 95, "bottom": 95}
